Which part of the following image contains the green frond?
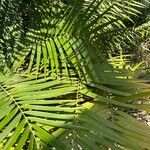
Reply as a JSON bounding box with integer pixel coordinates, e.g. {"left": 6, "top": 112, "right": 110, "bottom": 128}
{"left": 1, "top": 0, "right": 148, "bottom": 75}
{"left": 1, "top": 0, "right": 150, "bottom": 150}
{"left": 0, "top": 74, "right": 79, "bottom": 149}
{"left": 1, "top": 73, "right": 150, "bottom": 149}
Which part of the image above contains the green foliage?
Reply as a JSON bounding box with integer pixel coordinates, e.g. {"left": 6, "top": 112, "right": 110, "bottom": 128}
{"left": 0, "top": 0, "right": 150, "bottom": 149}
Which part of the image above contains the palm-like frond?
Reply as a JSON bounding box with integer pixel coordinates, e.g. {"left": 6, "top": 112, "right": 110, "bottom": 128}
{"left": 59, "top": 108, "right": 150, "bottom": 150}
{"left": 0, "top": 74, "right": 79, "bottom": 149}
{"left": 1, "top": 0, "right": 150, "bottom": 150}
{"left": 1, "top": 74, "right": 150, "bottom": 150}
{"left": 1, "top": 0, "right": 147, "bottom": 75}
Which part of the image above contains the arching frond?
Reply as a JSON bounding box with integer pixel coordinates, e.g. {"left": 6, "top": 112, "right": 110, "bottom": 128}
{"left": 1, "top": 0, "right": 148, "bottom": 75}
{"left": 1, "top": 0, "right": 150, "bottom": 150}
{"left": 0, "top": 74, "right": 79, "bottom": 149}
{"left": 1, "top": 74, "right": 150, "bottom": 149}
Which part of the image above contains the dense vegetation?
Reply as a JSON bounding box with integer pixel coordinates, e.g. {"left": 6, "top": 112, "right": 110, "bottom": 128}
{"left": 0, "top": 0, "right": 150, "bottom": 149}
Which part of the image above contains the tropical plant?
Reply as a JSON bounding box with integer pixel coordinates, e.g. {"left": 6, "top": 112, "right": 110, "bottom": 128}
{"left": 0, "top": 0, "right": 150, "bottom": 150}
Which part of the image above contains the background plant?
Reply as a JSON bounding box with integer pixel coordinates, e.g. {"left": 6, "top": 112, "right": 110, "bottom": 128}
{"left": 0, "top": 0, "right": 150, "bottom": 150}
